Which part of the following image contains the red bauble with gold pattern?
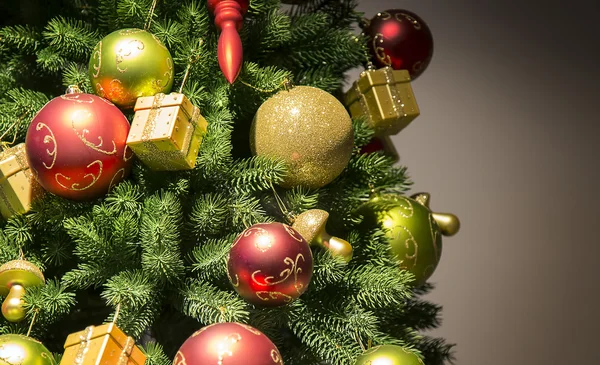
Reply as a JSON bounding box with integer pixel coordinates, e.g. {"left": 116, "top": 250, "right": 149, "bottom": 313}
{"left": 363, "top": 9, "right": 433, "bottom": 80}
{"left": 174, "top": 323, "right": 282, "bottom": 365}
{"left": 25, "top": 87, "right": 133, "bottom": 201}
{"left": 227, "top": 222, "right": 313, "bottom": 306}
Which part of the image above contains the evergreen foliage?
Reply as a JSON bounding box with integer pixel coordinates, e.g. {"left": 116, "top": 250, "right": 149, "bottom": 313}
{"left": 0, "top": 1, "right": 454, "bottom": 364}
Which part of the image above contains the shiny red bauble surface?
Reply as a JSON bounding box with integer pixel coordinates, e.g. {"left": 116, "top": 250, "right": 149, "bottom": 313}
{"left": 173, "top": 322, "right": 283, "bottom": 365}
{"left": 25, "top": 92, "right": 133, "bottom": 201}
{"left": 364, "top": 9, "right": 434, "bottom": 79}
{"left": 227, "top": 222, "right": 313, "bottom": 306}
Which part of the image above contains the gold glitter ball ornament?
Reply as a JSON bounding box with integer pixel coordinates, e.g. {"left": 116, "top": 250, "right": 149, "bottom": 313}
{"left": 250, "top": 86, "right": 354, "bottom": 189}
{"left": 0, "top": 334, "right": 55, "bottom": 365}
{"left": 89, "top": 29, "right": 174, "bottom": 109}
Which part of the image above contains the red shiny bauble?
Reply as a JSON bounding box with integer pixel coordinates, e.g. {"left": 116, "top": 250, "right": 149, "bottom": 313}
{"left": 174, "top": 323, "right": 282, "bottom": 365}
{"left": 25, "top": 90, "right": 133, "bottom": 201}
{"left": 227, "top": 222, "right": 313, "bottom": 306}
{"left": 364, "top": 9, "right": 434, "bottom": 79}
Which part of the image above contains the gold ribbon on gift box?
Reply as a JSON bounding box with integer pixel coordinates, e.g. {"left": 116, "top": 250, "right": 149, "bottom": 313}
{"left": 345, "top": 67, "right": 420, "bottom": 137}
{"left": 128, "top": 92, "right": 207, "bottom": 171}
{"left": 0, "top": 143, "right": 42, "bottom": 219}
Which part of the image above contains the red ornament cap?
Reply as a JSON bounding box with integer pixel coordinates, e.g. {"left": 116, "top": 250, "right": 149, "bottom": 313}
{"left": 207, "top": 0, "right": 250, "bottom": 84}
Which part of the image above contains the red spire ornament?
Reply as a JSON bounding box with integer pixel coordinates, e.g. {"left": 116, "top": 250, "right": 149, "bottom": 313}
{"left": 208, "top": 0, "right": 249, "bottom": 84}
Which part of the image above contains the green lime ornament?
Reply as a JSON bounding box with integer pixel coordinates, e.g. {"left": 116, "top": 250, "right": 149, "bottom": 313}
{"left": 366, "top": 192, "right": 460, "bottom": 286}
{"left": 0, "top": 334, "right": 55, "bottom": 365}
{"left": 89, "top": 28, "right": 174, "bottom": 109}
{"left": 355, "top": 345, "right": 424, "bottom": 365}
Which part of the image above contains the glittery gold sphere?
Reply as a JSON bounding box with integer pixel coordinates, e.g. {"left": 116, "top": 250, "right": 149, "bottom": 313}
{"left": 89, "top": 29, "right": 174, "bottom": 109}
{"left": 250, "top": 86, "right": 354, "bottom": 189}
{"left": 355, "top": 345, "right": 424, "bottom": 365}
{"left": 0, "top": 334, "right": 55, "bottom": 365}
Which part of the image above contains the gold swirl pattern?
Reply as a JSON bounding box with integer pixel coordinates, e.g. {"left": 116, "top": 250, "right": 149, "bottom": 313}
{"left": 35, "top": 122, "right": 57, "bottom": 169}
{"left": 233, "top": 227, "right": 270, "bottom": 249}
{"left": 283, "top": 224, "right": 304, "bottom": 242}
{"left": 72, "top": 111, "right": 117, "bottom": 155}
{"left": 91, "top": 42, "right": 102, "bottom": 78}
{"left": 256, "top": 291, "right": 293, "bottom": 303}
{"left": 173, "top": 351, "right": 187, "bottom": 365}
{"left": 119, "top": 29, "right": 144, "bottom": 35}
{"left": 60, "top": 94, "right": 94, "bottom": 103}
{"left": 398, "top": 12, "right": 421, "bottom": 29}
{"left": 271, "top": 349, "right": 283, "bottom": 364}
{"left": 429, "top": 213, "right": 440, "bottom": 259}
{"left": 217, "top": 333, "right": 242, "bottom": 365}
{"left": 116, "top": 40, "right": 145, "bottom": 73}
{"left": 55, "top": 160, "right": 102, "bottom": 191}
{"left": 152, "top": 33, "right": 169, "bottom": 51}
{"left": 237, "top": 323, "right": 262, "bottom": 336}
{"left": 153, "top": 57, "right": 173, "bottom": 91}
{"left": 108, "top": 168, "right": 126, "bottom": 191}
{"left": 394, "top": 197, "right": 414, "bottom": 218}
{"left": 394, "top": 225, "right": 418, "bottom": 270}
{"left": 251, "top": 254, "right": 306, "bottom": 292}
{"left": 123, "top": 145, "right": 134, "bottom": 162}
{"left": 412, "top": 61, "right": 424, "bottom": 73}
{"left": 379, "top": 11, "right": 391, "bottom": 20}
{"left": 373, "top": 33, "right": 392, "bottom": 66}
{"left": 95, "top": 83, "right": 106, "bottom": 98}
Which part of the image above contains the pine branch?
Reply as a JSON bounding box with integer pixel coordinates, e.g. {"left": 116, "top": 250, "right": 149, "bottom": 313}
{"left": 0, "top": 25, "right": 41, "bottom": 52}
{"left": 189, "top": 235, "right": 234, "bottom": 283}
{"left": 180, "top": 280, "right": 249, "bottom": 324}
{"left": 229, "top": 156, "right": 287, "bottom": 194}
{"left": 142, "top": 342, "right": 172, "bottom": 365}
{"left": 42, "top": 17, "right": 100, "bottom": 60}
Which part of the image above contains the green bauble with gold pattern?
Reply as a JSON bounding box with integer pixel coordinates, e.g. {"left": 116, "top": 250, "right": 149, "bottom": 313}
{"left": 365, "top": 192, "right": 460, "bottom": 286}
{"left": 0, "top": 334, "right": 55, "bottom": 365}
{"left": 88, "top": 28, "right": 174, "bottom": 109}
{"left": 355, "top": 345, "right": 424, "bottom": 365}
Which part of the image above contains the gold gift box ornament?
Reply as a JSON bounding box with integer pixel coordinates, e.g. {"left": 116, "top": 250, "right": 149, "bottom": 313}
{"left": 0, "top": 143, "right": 44, "bottom": 219}
{"left": 345, "top": 67, "right": 420, "bottom": 137}
{"left": 60, "top": 323, "right": 146, "bottom": 365}
{"left": 127, "top": 93, "right": 208, "bottom": 171}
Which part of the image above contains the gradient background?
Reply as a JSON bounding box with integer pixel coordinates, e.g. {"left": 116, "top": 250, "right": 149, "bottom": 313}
{"left": 343, "top": 1, "right": 600, "bottom": 364}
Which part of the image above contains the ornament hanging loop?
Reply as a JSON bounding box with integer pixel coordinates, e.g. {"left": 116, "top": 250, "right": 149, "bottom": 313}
{"left": 178, "top": 42, "right": 203, "bottom": 93}
{"left": 112, "top": 302, "right": 122, "bottom": 324}
{"left": 144, "top": 0, "right": 160, "bottom": 31}
{"left": 26, "top": 309, "right": 39, "bottom": 337}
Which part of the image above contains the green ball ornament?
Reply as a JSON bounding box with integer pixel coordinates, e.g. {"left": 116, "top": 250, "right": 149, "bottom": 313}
{"left": 0, "top": 334, "right": 55, "bottom": 365}
{"left": 366, "top": 192, "right": 460, "bottom": 286}
{"left": 89, "top": 28, "right": 174, "bottom": 109}
{"left": 355, "top": 345, "right": 424, "bottom": 365}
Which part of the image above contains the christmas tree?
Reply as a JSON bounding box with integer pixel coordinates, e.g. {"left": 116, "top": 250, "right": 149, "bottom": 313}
{"left": 0, "top": 1, "right": 460, "bottom": 365}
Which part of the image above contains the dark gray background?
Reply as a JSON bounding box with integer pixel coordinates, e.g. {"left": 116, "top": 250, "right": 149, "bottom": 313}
{"left": 344, "top": 1, "right": 600, "bottom": 364}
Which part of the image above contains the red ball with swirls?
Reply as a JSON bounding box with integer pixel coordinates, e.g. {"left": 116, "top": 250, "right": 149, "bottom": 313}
{"left": 227, "top": 222, "right": 313, "bottom": 306}
{"left": 174, "top": 323, "right": 283, "bottom": 365}
{"left": 364, "top": 9, "right": 434, "bottom": 79}
{"left": 25, "top": 92, "right": 133, "bottom": 201}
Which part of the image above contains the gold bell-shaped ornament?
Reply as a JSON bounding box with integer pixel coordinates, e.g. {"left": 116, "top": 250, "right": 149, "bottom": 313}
{"left": 292, "top": 209, "right": 353, "bottom": 262}
{"left": 0, "top": 259, "right": 45, "bottom": 322}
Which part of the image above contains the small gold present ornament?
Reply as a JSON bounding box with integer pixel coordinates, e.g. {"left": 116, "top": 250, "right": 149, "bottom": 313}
{"left": 345, "top": 67, "right": 420, "bottom": 137}
{"left": 60, "top": 323, "right": 146, "bottom": 365}
{"left": 127, "top": 93, "right": 208, "bottom": 170}
{"left": 0, "top": 143, "right": 44, "bottom": 219}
